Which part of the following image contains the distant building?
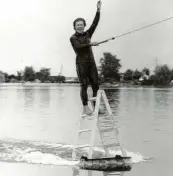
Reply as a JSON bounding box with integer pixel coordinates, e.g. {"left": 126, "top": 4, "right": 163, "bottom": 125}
{"left": 34, "top": 79, "right": 41, "bottom": 83}
{"left": 0, "top": 71, "right": 5, "bottom": 83}
{"left": 65, "top": 77, "right": 79, "bottom": 83}
{"left": 139, "top": 73, "right": 149, "bottom": 82}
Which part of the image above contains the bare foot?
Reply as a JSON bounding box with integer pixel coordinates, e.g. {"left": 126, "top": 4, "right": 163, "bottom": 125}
{"left": 82, "top": 105, "right": 93, "bottom": 117}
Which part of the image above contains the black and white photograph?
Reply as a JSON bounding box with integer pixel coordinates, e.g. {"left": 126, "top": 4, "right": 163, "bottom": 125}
{"left": 0, "top": 0, "right": 173, "bottom": 176}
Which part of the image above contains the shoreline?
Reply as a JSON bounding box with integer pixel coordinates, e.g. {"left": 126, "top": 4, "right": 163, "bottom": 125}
{"left": 0, "top": 82, "right": 173, "bottom": 89}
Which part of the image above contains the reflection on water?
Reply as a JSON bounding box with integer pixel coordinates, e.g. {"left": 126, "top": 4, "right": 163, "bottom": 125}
{"left": 0, "top": 85, "right": 81, "bottom": 143}
{"left": 0, "top": 85, "right": 173, "bottom": 176}
{"left": 24, "top": 89, "right": 36, "bottom": 110}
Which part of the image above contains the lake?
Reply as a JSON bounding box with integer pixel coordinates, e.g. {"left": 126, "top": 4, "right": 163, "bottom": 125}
{"left": 0, "top": 83, "right": 173, "bottom": 176}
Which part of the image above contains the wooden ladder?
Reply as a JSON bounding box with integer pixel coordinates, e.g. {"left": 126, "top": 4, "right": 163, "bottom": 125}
{"left": 72, "top": 90, "right": 127, "bottom": 176}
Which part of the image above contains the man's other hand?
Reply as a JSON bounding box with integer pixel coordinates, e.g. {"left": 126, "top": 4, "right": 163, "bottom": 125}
{"left": 97, "top": 1, "right": 102, "bottom": 11}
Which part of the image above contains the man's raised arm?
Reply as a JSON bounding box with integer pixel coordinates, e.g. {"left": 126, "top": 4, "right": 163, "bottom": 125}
{"left": 87, "top": 1, "right": 102, "bottom": 38}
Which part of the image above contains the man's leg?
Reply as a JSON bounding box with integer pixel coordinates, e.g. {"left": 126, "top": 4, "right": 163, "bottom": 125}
{"left": 76, "top": 63, "right": 93, "bottom": 115}
{"left": 88, "top": 62, "right": 99, "bottom": 104}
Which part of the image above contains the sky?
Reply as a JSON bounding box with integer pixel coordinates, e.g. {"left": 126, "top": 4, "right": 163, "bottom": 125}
{"left": 0, "top": 0, "right": 173, "bottom": 76}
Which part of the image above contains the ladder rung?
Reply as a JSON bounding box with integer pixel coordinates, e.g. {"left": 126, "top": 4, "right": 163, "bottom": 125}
{"left": 103, "top": 143, "right": 120, "bottom": 148}
{"left": 99, "top": 120, "right": 113, "bottom": 123}
{"left": 78, "top": 129, "right": 92, "bottom": 133}
{"left": 101, "top": 122, "right": 113, "bottom": 125}
{"left": 75, "top": 144, "right": 91, "bottom": 149}
{"left": 88, "top": 97, "right": 97, "bottom": 101}
{"left": 101, "top": 125, "right": 114, "bottom": 128}
{"left": 103, "top": 137, "right": 117, "bottom": 140}
{"left": 101, "top": 121, "right": 114, "bottom": 125}
{"left": 106, "top": 173, "right": 121, "bottom": 175}
{"left": 100, "top": 127, "right": 115, "bottom": 132}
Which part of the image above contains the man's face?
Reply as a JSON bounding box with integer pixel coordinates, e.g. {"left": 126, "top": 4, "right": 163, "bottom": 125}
{"left": 75, "top": 20, "right": 85, "bottom": 34}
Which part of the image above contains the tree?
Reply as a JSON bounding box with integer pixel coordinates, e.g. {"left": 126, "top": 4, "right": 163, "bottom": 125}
{"left": 99, "top": 52, "right": 121, "bottom": 82}
{"left": 133, "top": 69, "right": 142, "bottom": 80}
{"left": 0, "top": 71, "right": 5, "bottom": 82}
{"left": 23, "top": 66, "right": 35, "bottom": 81}
{"left": 38, "top": 67, "right": 51, "bottom": 82}
{"left": 154, "top": 64, "right": 172, "bottom": 85}
{"left": 8, "top": 74, "right": 16, "bottom": 80}
{"left": 142, "top": 68, "right": 150, "bottom": 76}
{"left": 35, "top": 72, "right": 41, "bottom": 80}
{"left": 4, "top": 72, "right": 9, "bottom": 82}
{"left": 17, "top": 71, "right": 23, "bottom": 81}
{"left": 124, "top": 69, "right": 133, "bottom": 81}
{"left": 171, "top": 69, "right": 173, "bottom": 80}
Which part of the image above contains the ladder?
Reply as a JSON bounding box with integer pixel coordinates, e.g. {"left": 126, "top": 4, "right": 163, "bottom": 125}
{"left": 72, "top": 89, "right": 127, "bottom": 176}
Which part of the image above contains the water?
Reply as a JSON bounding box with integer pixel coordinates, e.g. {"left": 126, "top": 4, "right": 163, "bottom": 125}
{"left": 0, "top": 84, "right": 173, "bottom": 176}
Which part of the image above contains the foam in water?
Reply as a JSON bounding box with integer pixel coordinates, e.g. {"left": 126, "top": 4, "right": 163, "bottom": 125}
{"left": 23, "top": 151, "right": 79, "bottom": 166}
{"left": 108, "top": 149, "right": 152, "bottom": 163}
{"left": 0, "top": 140, "right": 152, "bottom": 167}
{"left": 21, "top": 147, "right": 151, "bottom": 167}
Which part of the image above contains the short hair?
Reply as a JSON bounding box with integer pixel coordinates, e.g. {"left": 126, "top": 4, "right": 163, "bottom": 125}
{"left": 73, "top": 18, "right": 86, "bottom": 29}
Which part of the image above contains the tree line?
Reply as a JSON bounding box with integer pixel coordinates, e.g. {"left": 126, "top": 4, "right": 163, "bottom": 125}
{"left": 3, "top": 67, "right": 65, "bottom": 83}
{"left": 1, "top": 52, "right": 173, "bottom": 86}
{"left": 98, "top": 52, "right": 173, "bottom": 86}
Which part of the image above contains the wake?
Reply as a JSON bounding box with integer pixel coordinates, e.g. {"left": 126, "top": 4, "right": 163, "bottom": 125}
{"left": 0, "top": 139, "right": 153, "bottom": 167}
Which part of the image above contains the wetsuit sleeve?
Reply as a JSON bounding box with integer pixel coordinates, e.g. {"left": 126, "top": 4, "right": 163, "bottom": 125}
{"left": 86, "top": 11, "right": 100, "bottom": 38}
{"left": 70, "top": 37, "right": 91, "bottom": 49}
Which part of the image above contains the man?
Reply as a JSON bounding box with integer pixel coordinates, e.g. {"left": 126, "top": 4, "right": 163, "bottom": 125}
{"left": 70, "top": 1, "right": 102, "bottom": 116}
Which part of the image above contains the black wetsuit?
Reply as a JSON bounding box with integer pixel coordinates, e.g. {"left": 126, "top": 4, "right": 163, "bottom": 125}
{"left": 70, "top": 11, "right": 100, "bottom": 106}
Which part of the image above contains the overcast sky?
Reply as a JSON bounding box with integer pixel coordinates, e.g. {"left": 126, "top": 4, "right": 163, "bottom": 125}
{"left": 1, "top": 0, "right": 173, "bottom": 76}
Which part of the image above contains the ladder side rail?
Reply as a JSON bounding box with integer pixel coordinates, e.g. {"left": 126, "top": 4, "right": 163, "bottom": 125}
{"left": 88, "top": 90, "right": 101, "bottom": 159}
{"left": 101, "top": 90, "right": 113, "bottom": 116}
{"left": 88, "top": 90, "right": 102, "bottom": 176}
{"left": 72, "top": 115, "right": 84, "bottom": 160}
{"left": 101, "top": 90, "right": 127, "bottom": 157}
